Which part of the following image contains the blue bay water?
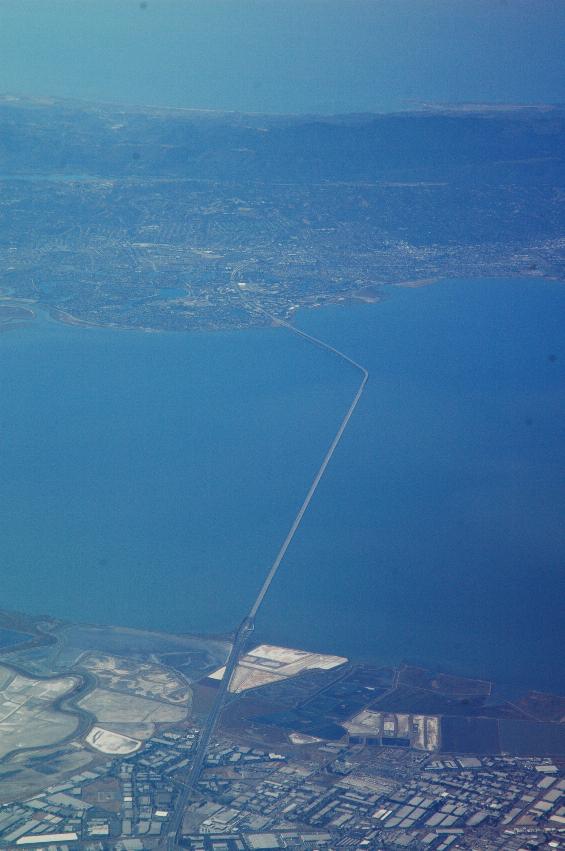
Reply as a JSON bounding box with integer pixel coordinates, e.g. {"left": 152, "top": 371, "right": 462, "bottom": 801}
{"left": 0, "top": 628, "right": 27, "bottom": 647}
{"left": 1, "top": 278, "right": 564, "bottom": 691}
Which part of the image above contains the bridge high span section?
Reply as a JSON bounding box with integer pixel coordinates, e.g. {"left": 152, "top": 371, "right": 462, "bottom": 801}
{"left": 164, "top": 300, "right": 368, "bottom": 846}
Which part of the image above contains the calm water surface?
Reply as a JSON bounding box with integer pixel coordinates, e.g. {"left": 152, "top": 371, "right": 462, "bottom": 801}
{"left": 1, "top": 0, "right": 564, "bottom": 113}
{"left": 1, "top": 278, "right": 564, "bottom": 690}
{"left": 0, "top": 628, "right": 28, "bottom": 648}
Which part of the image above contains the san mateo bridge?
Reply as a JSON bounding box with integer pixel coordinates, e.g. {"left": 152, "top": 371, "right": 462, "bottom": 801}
{"left": 164, "top": 297, "right": 368, "bottom": 849}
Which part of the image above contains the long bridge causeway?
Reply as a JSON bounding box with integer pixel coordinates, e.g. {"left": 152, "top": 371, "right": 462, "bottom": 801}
{"left": 164, "top": 305, "right": 368, "bottom": 849}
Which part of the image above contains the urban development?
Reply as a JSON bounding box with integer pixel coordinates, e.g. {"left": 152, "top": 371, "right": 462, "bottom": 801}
{"left": 0, "top": 610, "right": 564, "bottom": 850}
{"left": 0, "top": 98, "right": 564, "bottom": 850}
{"left": 0, "top": 97, "right": 563, "bottom": 333}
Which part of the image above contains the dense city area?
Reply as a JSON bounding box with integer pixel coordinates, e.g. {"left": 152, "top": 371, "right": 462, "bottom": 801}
{"left": 0, "top": 611, "right": 563, "bottom": 850}
{"left": 1, "top": 95, "right": 564, "bottom": 850}
{"left": 0, "top": 97, "right": 563, "bottom": 332}
{"left": 1, "top": 730, "right": 565, "bottom": 851}
{"left": 1, "top": 0, "right": 565, "bottom": 845}
{"left": 0, "top": 711, "right": 564, "bottom": 850}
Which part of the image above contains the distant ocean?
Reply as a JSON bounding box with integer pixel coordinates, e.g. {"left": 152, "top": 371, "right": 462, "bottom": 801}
{"left": 1, "top": 278, "right": 564, "bottom": 692}
{"left": 1, "top": 0, "right": 564, "bottom": 113}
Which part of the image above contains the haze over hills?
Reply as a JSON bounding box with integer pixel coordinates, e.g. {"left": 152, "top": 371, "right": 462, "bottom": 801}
{"left": 0, "top": 0, "right": 564, "bottom": 846}
{"left": 2, "top": 96, "right": 564, "bottom": 181}
{"left": 0, "top": 97, "right": 563, "bottom": 332}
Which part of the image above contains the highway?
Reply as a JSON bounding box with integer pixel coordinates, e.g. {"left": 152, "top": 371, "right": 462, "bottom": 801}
{"left": 164, "top": 616, "right": 254, "bottom": 849}
{"left": 247, "top": 308, "right": 368, "bottom": 618}
{"left": 162, "top": 294, "right": 368, "bottom": 848}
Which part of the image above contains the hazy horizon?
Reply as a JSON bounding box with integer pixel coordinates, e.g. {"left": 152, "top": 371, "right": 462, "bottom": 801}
{"left": 1, "top": 0, "right": 564, "bottom": 115}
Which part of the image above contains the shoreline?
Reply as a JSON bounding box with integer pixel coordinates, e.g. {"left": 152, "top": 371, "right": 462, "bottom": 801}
{"left": 1, "top": 607, "right": 561, "bottom": 701}
{"left": 1, "top": 272, "right": 564, "bottom": 337}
